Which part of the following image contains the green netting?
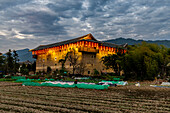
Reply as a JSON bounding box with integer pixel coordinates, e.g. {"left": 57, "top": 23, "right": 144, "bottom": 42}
{"left": 43, "top": 78, "right": 55, "bottom": 81}
{"left": 16, "top": 78, "right": 53, "bottom": 82}
{"left": 16, "top": 79, "right": 31, "bottom": 82}
{"left": 22, "top": 82, "right": 41, "bottom": 86}
{"left": 62, "top": 84, "right": 75, "bottom": 88}
{"left": 35, "top": 79, "right": 41, "bottom": 81}
{"left": 53, "top": 84, "right": 63, "bottom": 87}
{"left": 22, "top": 82, "right": 108, "bottom": 89}
{"left": 41, "top": 83, "right": 75, "bottom": 88}
{"left": 51, "top": 84, "right": 62, "bottom": 87}
{"left": 41, "top": 83, "right": 52, "bottom": 86}
{"left": 49, "top": 79, "right": 55, "bottom": 81}
{"left": 101, "top": 80, "right": 127, "bottom": 85}
{"left": 101, "top": 80, "right": 119, "bottom": 84}
{"left": 76, "top": 83, "right": 109, "bottom": 90}
{"left": 11, "top": 76, "right": 26, "bottom": 79}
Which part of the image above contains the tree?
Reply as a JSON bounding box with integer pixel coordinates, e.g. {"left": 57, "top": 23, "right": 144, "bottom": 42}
{"left": 67, "top": 49, "right": 79, "bottom": 75}
{"left": 0, "top": 54, "right": 5, "bottom": 74}
{"left": 123, "top": 42, "right": 170, "bottom": 80}
{"left": 20, "top": 63, "right": 29, "bottom": 75}
{"left": 76, "top": 60, "right": 86, "bottom": 75}
{"left": 101, "top": 50, "right": 124, "bottom": 76}
{"left": 6, "top": 49, "right": 14, "bottom": 74}
{"left": 101, "top": 42, "right": 170, "bottom": 81}
{"left": 93, "top": 69, "right": 99, "bottom": 76}
{"left": 13, "top": 50, "right": 19, "bottom": 74}
{"left": 58, "top": 51, "right": 69, "bottom": 70}
{"left": 158, "top": 45, "right": 170, "bottom": 78}
{"left": 27, "top": 64, "right": 32, "bottom": 72}
{"left": 32, "top": 61, "right": 36, "bottom": 74}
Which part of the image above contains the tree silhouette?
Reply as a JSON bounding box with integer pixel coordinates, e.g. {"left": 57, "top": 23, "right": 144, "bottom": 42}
{"left": 13, "top": 50, "right": 19, "bottom": 74}
{"left": 6, "top": 49, "right": 14, "bottom": 74}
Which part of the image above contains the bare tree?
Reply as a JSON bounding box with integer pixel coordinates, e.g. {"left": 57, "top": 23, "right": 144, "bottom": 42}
{"left": 67, "top": 49, "right": 79, "bottom": 75}
{"left": 76, "top": 60, "right": 87, "bottom": 75}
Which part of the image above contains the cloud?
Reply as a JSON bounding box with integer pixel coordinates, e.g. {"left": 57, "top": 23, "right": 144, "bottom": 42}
{"left": 0, "top": 0, "right": 169, "bottom": 53}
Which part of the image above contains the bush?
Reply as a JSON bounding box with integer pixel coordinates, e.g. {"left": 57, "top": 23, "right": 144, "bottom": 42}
{"left": 20, "top": 68, "right": 29, "bottom": 75}
{"left": 93, "top": 69, "right": 99, "bottom": 76}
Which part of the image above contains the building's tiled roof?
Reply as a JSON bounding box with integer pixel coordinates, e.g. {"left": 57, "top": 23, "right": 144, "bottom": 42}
{"left": 31, "top": 34, "right": 126, "bottom": 51}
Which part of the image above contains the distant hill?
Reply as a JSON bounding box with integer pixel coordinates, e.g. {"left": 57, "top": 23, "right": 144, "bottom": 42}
{"left": 16, "top": 48, "right": 35, "bottom": 63}
{"left": 104, "top": 38, "right": 170, "bottom": 48}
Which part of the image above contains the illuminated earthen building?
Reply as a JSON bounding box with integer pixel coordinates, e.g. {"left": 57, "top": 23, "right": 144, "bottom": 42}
{"left": 31, "top": 34, "right": 127, "bottom": 75}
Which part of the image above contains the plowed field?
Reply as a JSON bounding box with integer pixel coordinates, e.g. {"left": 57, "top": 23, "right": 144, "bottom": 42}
{"left": 0, "top": 82, "right": 169, "bottom": 113}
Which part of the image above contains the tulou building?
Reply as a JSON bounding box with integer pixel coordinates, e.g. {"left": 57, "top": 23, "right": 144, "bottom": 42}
{"left": 31, "top": 34, "right": 127, "bottom": 75}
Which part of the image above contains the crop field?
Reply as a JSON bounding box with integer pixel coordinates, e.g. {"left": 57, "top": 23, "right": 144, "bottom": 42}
{"left": 0, "top": 82, "right": 169, "bottom": 113}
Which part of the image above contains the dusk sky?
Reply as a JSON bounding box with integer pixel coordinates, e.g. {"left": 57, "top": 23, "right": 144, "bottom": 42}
{"left": 0, "top": 0, "right": 169, "bottom": 53}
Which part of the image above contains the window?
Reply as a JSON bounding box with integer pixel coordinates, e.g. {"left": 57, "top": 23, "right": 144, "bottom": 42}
{"left": 88, "top": 71, "right": 90, "bottom": 74}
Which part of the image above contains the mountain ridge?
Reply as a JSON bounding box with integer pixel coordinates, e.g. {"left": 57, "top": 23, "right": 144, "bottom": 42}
{"left": 104, "top": 38, "right": 170, "bottom": 48}
{"left": 16, "top": 48, "right": 35, "bottom": 63}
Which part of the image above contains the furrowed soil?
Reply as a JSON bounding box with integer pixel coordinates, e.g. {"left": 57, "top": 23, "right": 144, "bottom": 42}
{"left": 0, "top": 82, "right": 169, "bottom": 113}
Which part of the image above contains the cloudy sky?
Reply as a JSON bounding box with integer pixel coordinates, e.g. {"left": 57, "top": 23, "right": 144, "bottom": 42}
{"left": 0, "top": 0, "right": 169, "bottom": 53}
